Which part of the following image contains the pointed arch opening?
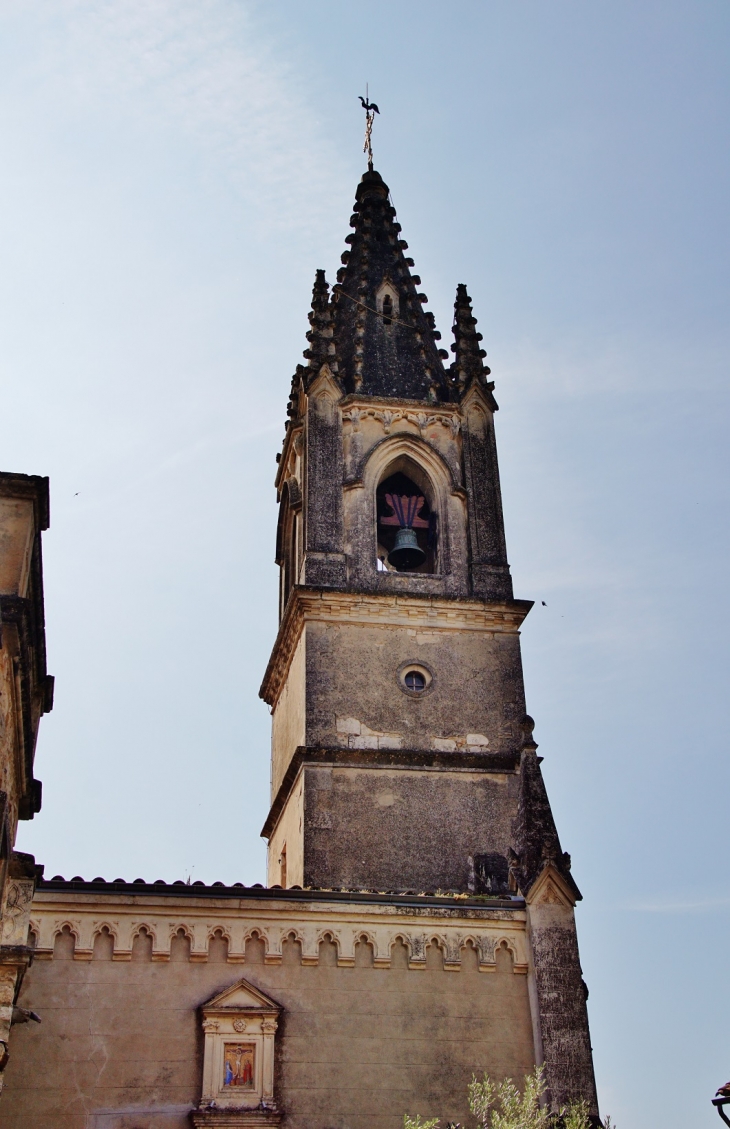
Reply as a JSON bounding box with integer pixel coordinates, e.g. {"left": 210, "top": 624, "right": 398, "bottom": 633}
{"left": 376, "top": 280, "right": 399, "bottom": 328}
{"left": 376, "top": 456, "right": 438, "bottom": 573}
{"left": 276, "top": 480, "right": 302, "bottom": 619}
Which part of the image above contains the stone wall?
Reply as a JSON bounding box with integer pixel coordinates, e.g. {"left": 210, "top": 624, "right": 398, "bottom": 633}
{"left": 301, "top": 762, "right": 520, "bottom": 893}
{"left": 1, "top": 889, "right": 536, "bottom": 1129}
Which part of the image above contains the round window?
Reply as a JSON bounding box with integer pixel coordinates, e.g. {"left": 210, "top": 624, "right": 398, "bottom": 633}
{"left": 404, "top": 670, "right": 426, "bottom": 693}
{"left": 398, "top": 663, "right": 433, "bottom": 696}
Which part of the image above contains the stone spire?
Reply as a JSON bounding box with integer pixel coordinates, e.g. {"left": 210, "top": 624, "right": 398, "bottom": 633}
{"left": 450, "top": 283, "right": 491, "bottom": 394}
{"left": 332, "top": 169, "right": 450, "bottom": 401}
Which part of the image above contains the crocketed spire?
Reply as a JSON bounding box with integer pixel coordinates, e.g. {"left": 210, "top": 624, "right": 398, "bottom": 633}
{"left": 332, "top": 169, "right": 450, "bottom": 401}
{"left": 303, "top": 269, "right": 337, "bottom": 381}
{"left": 285, "top": 366, "right": 304, "bottom": 425}
{"left": 450, "top": 283, "right": 491, "bottom": 392}
{"left": 283, "top": 269, "right": 339, "bottom": 431}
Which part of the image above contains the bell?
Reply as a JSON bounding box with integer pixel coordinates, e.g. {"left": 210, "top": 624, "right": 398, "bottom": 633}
{"left": 388, "top": 526, "right": 426, "bottom": 571}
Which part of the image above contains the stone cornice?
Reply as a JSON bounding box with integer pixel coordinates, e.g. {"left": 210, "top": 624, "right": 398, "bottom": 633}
{"left": 340, "top": 396, "right": 462, "bottom": 446}
{"left": 30, "top": 885, "right": 528, "bottom": 971}
{"left": 259, "top": 587, "right": 533, "bottom": 708}
{"left": 0, "top": 943, "right": 33, "bottom": 970}
{"left": 339, "top": 393, "right": 461, "bottom": 415}
{"left": 261, "top": 745, "right": 520, "bottom": 840}
{"left": 34, "top": 882, "right": 523, "bottom": 913}
{"left": 0, "top": 471, "right": 50, "bottom": 532}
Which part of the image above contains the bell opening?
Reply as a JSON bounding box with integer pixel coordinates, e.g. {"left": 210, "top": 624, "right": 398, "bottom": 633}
{"left": 376, "top": 470, "right": 437, "bottom": 574}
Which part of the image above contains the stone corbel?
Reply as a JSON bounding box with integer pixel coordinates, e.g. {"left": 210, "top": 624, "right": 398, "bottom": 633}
{"left": 475, "top": 935, "right": 497, "bottom": 971}
{"left": 406, "top": 932, "right": 427, "bottom": 970}
{"left": 298, "top": 927, "right": 320, "bottom": 967}
{"left": 441, "top": 934, "right": 462, "bottom": 971}
{"left": 190, "top": 921, "right": 210, "bottom": 963}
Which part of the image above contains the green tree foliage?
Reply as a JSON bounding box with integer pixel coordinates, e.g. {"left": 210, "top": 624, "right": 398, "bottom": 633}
{"left": 468, "top": 1066, "right": 550, "bottom": 1128}
{"left": 404, "top": 1066, "right": 602, "bottom": 1129}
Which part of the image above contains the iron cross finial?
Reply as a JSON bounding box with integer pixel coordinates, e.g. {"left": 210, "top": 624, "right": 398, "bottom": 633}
{"left": 359, "top": 86, "right": 380, "bottom": 171}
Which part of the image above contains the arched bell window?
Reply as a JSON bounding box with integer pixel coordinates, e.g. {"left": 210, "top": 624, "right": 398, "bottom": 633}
{"left": 376, "top": 465, "right": 438, "bottom": 574}
{"left": 276, "top": 482, "right": 300, "bottom": 618}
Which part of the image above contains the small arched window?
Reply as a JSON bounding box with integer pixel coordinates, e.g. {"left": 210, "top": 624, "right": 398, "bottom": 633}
{"left": 376, "top": 283, "right": 398, "bottom": 325}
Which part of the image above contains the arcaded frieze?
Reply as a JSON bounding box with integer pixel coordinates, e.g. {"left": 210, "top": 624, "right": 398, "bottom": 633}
{"left": 29, "top": 890, "right": 528, "bottom": 972}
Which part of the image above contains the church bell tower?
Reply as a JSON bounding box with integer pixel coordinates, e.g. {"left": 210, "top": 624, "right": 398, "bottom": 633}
{"left": 261, "top": 167, "right": 582, "bottom": 898}
{"left": 262, "top": 168, "right": 534, "bottom": 896}
{"left": 260, "top": 167, "right": 597, "bottom": 1116}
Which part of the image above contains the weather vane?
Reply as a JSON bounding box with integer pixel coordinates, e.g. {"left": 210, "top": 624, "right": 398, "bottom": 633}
{"left": 359, "top": 86, "right": 380, "bottom": 171}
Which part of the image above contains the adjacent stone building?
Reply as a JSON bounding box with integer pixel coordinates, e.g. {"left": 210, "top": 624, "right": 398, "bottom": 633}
{"left": 0, "top": 169, "right": 599, "bottom": 1128}
{"left": 0, "top": 472, "right": 53, "bottom": 1091}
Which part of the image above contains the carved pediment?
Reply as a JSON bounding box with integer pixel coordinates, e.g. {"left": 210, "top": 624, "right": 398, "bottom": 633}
{"left": 307, "top": 363, "right": 342, "bottom": 403}
{"left": 203, "top": 977, "right": 281, "bottom": 1015}
{"left": 460, "top": 375, "right": 498, "bottom": 417}
{"left": 526, "top": 863, "right": 576, "bottom": 909}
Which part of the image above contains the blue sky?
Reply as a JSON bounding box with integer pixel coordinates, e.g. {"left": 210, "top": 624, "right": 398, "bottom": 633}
{"left": 2, "top": 2, "right": 729, "bottom": 1126}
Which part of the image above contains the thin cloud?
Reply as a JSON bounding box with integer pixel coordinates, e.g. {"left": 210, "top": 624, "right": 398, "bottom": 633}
{"left": 629, "top": 894, "right": 730, "bottom": 914}
{"left": 58, "top": 418, "right": 283, "bottom": 515}
{"left": 12, "top": 0, "right": 349, "bottom": 237}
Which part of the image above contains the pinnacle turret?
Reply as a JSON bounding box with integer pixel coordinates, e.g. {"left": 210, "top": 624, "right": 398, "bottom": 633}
{"left": 511, "top": 733, "right": 581, "bottom": 904}
{"left": 303, "top": 269, "right": 337, "bottom": 382}
{"left": 450, "top": 284, "right": 491, "bottom": 392}
{"left": 283, "top": 270, "right": 338, "bottom": 433}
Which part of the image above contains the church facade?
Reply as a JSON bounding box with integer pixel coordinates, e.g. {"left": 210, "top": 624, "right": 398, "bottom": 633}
{"left": 1, "top": 169, "right": 599, "bottom": 1128}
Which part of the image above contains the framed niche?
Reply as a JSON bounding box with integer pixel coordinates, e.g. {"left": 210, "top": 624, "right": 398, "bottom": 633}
{"left": 192, "top": 977, "right": 282, "bottom": 1127}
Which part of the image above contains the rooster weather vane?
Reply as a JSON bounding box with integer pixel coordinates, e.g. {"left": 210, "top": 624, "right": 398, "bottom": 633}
{"left": 359, "top": 88, "right": 380, "bottom": 171}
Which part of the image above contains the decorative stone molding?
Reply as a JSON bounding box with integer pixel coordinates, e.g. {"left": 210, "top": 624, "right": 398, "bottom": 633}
{"left": 193, "top": 977, "right": 281, "bottom": 1127}
{"left": 343, "top": 406, "right": 459, "bottom": 439}
{"left": 0, "top": 879, "right": 34, "bottom": 946}
{"left": 526, "top": 864, "right": 577, "bottom": 910}
{"left": 260, "top": 588, "right": 532, "bottom": 709}
{"left": 31, "top": 891, "right": 529, "bottom": 973}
